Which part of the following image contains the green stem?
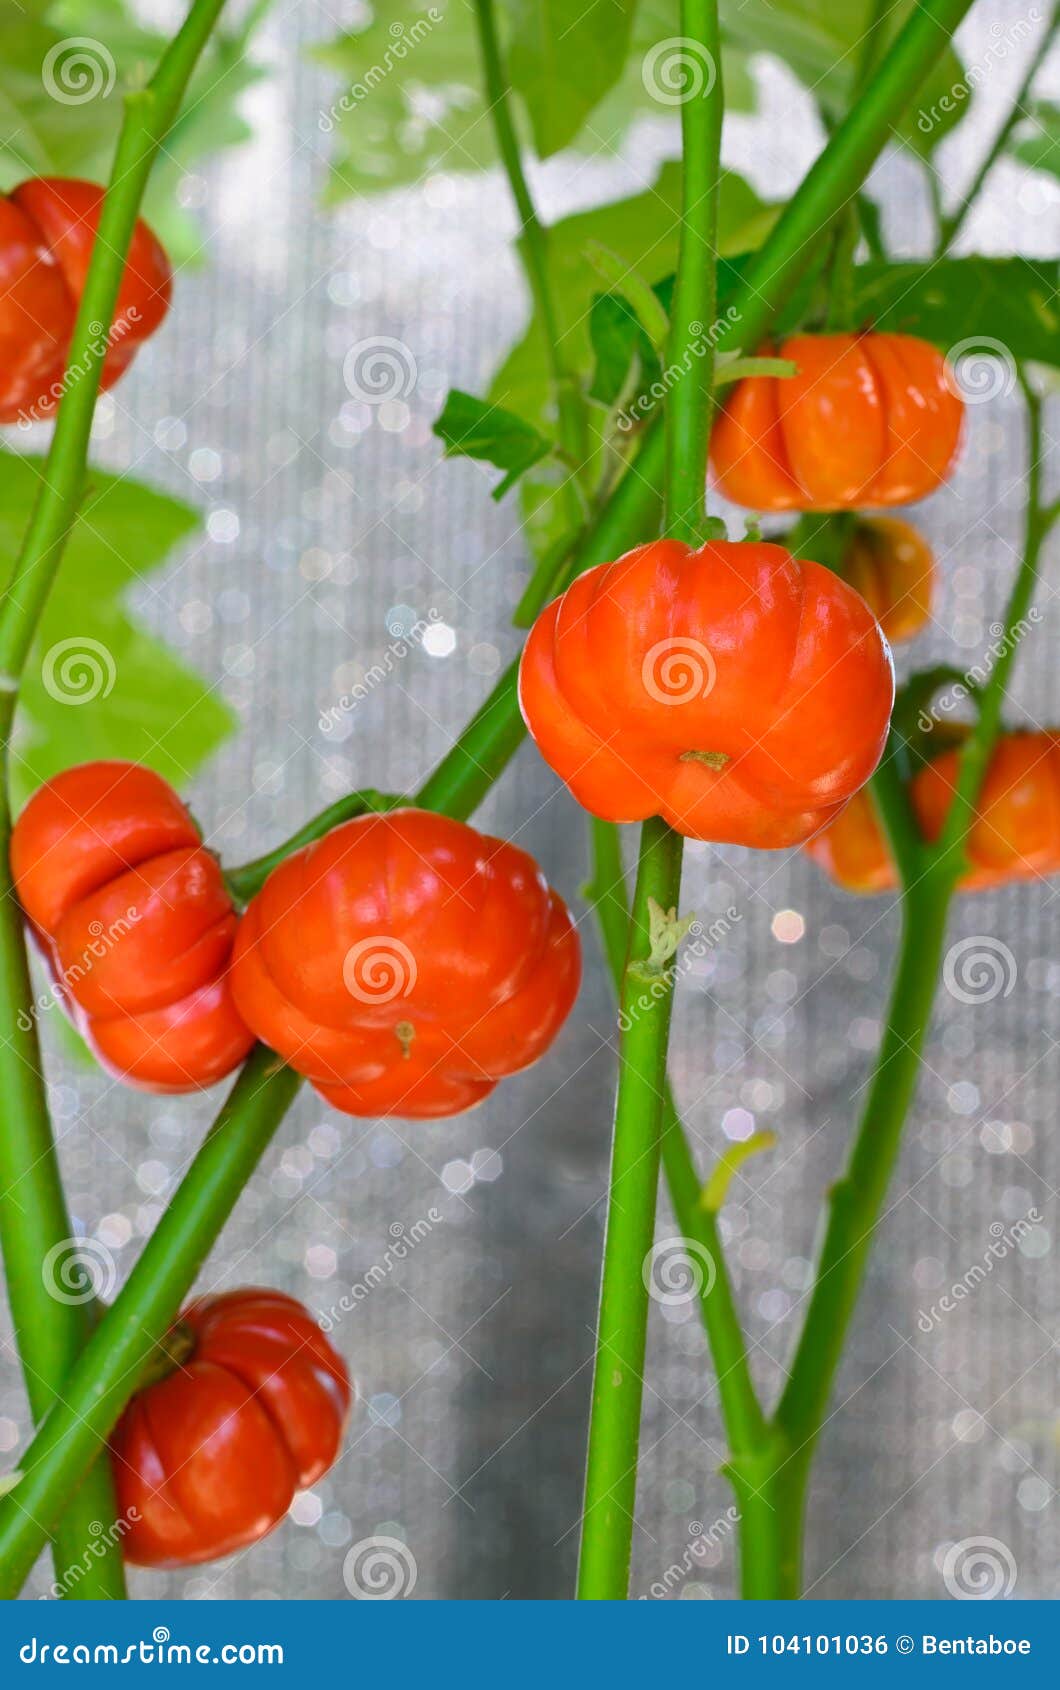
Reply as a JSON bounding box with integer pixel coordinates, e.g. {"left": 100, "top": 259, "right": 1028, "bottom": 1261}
{"left": 471, "top": 0, "right": 588, "bottom": 515}
{"left": 225, "top": 788, "right": 402, "bottom": 904}
{"left": 585, "top": 819, "right": 766, "bottom": 1457}
{"left": 0, "top": 721, "right": 125, "bottom": 1598}
{"left": 934, "top": 2, "right": 1059, "bottom": 257}
{"left": 0, "top": 0, "right": 980, "bottom": 1594}
{"left": 577, "top": 0, "right": 722, "bottom": 1601}
{"left": 0, "top": 0, "right": 230, "bottom": 1599}
{"left": 576, "top": 816, "right": 685, "bottom": 1600}
{"left": 767, "top": 373, "right": 1054, "bottom": 1596}
{"left": 0, "top": 1049, "right": 300, "bottom": 1599}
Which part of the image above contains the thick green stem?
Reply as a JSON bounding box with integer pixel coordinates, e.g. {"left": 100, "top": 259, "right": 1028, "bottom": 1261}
{"left": 585, "top": 819, "right": 766, "bottom": 1457}
{"left": 934, "top": 2, "right": 1059, "bottom": 257}
{"left": 578, "top": 0, "right": 722, "bottom": 1600}
{"left": 0, "top": 0, "right": 230, "bottom": 1599}
{"left": 471, "top": 0, "right": 587, "bottom": 514}
{"left": 576, "top": 817, "right": 685, "bottom": 1600}
{"left": 0, "top": 1049, "right": 300, "bottom": 1599}
{"left": 0, "top": 0, "right": 980, "bottom": 1595}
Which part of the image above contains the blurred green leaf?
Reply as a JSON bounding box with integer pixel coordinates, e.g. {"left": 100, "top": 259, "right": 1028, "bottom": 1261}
{"left": 853, "top": 257, "right": 1060, "bottom": 364}
{"left": 313, "top": 0, "right": 757, "bottom": 201}
{"left": 719, "top": 0, "right": 967, "bottom": 156}
{"left": 1, "top": 452, "right": 234, "bottom": 807}
{"left": 0, "top": 0, "right": 267, "bottom": 264}
{"left": 505, "top": 0, "right": 636, "bottom": 158}
{"left": 1010, "top": 99, "right": 1060, "bottom": 181}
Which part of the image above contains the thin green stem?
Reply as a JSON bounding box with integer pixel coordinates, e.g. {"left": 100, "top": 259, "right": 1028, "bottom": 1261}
{"left": 0, "top": 0, "right": 980, "bottom": 1594}
{"left": 934, "top": 2, "right": 1059, "bottom": 257}
{"left": 471, "top": 0, "right": 588, "bottom": 516}
{"left": 663, "top": 0, "right": 723, "bottom": 543}
{"left": 225, "top": 789, "right": 402, "bottom": 904}
{"left": 576, "top": 816, "right": 685, "bottom": 1600}
{"left": 768, "top": 374, "right": 1055, "bottom": 1593}
{"left": 578, "top": 0, "right": 722, "bottom": 1600}
{"left": 0, "top": 0, "right": 230, "bottom": 1599}
{"left": 585, "top": 819, "right": 766, "bottom": 1457}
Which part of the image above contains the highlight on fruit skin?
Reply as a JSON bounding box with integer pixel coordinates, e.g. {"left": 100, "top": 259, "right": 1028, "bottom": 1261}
{"left": 804, "top": 730, "right": 1060, "bottom": 894}
{"left": 230, "top": 807, "right": 582, "bottom": 1119}
{"left": 518, "top": 536, "right": 895, "bottom": 849}
{"left": 9, "top": 760, "right": 253, "bottom": 1092}
{"left": 710, "top": 332, "right": 964, "bottom": 512}
{"left": 110, "top": 1289, "right": 352, "bottom": 1569}
{"left": 843, "top": 517, "right": 935, "bottom": 645}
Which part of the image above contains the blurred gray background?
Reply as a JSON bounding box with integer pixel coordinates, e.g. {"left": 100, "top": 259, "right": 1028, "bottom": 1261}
{"left": 2, "top": 0, "right": 1059, "bottom": 1600}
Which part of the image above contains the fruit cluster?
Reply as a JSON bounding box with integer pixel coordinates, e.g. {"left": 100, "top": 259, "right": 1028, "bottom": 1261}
{"left": 10, "top": 192, "right": 1034, "bottom": 1572}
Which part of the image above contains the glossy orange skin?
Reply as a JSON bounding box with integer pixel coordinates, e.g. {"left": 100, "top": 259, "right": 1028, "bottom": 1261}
{"left": 805, "top": 732, "right": 1060, "bottom": 893}
{"left": 10, "top": 762, "right": 253, "bottom": 1091}
{"left": 230, "top": 808, "right": 581, "bottom": 1119}
{"left": 111, "top": 1289, "right": 351, "bottom": 1568}
{"left": 518, "top": 538, "right": 895, "bottom": 848}
{"left": 710, "top": 333, "right": 964, "bottom": 511}
{"left": 0, "top": 178, "right": 171, "bottom": 424}
{"left": 843, "top": 517, "right": 935, "bottom": 644}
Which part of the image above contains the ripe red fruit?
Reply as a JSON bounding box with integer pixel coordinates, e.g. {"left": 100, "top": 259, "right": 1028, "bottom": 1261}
{"left": 230, "top": 808, "right": 581, "bottom": 1118}
{"left": 710, "top": 333, "right": 964, "bottom": 511}
{"left": 10, "top": 761, "right": 253, "bottom": 1092}
{"left": 518, "top": 537, "right": 895, "bottom": 847}
{"left": 0, "top": 177, "right": 171, "bottom": 424}
{"left": 111, "top": 1290, "right": 351, "bottom": 1568}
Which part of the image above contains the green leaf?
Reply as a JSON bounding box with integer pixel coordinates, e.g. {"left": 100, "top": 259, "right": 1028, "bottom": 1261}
{"left": 1010, "top": 99, "right": 1060, "bottom": 182}
{"left": 433, "top": 389, "right": 554, "bottom": 498}
{"left": 719, "top": 0, "right": 967, "bottom": 156}
{"left": 587, "top": 291, "right": 662, "bottom": 406}
{"left": 503, "top": 0, "right": 636, "bottom": 158}
{"left": 852, "top": 257, "right": 1060, "bottom": 367}
{"left": 0, "top": 452, "right": 235, "bottom": 809}
{"left": 0, "top": 0, "right": 267, "bottom": 265}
